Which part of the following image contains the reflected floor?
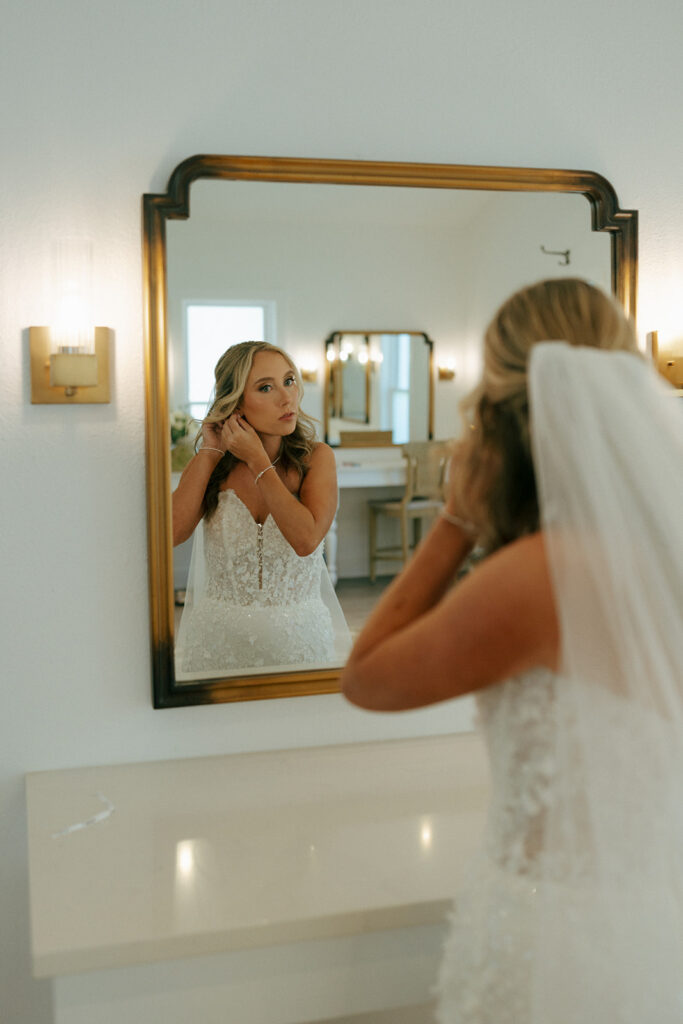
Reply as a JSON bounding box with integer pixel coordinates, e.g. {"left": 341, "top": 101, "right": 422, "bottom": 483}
{"left": 335, "top": 575, "right": 393, "bottom": 639}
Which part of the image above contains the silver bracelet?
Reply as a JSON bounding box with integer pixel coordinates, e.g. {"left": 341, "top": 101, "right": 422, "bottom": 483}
{"left": 254, "top": 454, "right": 281, "bottom": 484}
{"left": 440, "top": 509, "right": 478, "bottom": 536}
{"left": 199, "top": 446, "right": 226, "bottom": 457}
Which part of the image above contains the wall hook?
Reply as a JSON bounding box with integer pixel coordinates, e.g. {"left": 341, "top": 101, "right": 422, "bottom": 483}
{"left": 540, "top": 245, "right": 571, "bottom": 266}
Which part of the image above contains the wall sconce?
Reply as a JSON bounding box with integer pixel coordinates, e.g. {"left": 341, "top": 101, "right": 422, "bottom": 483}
{"left": 29, "top": 240, "right": 111, "bottom": 404}
{"left": 30, "top": 327, "right": 112, "bottom": 403}
{"left": 300, "top": 365, "right": 318, "bottom": 383}
{"left": 646, "top": 331, "right": 683, "bottom": 389}
{"left": 438, "top": 359, "right": 457, "bottom": 381}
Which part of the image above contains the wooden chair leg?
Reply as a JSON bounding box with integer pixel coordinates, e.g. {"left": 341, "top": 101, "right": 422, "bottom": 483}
{"left": 369, "top": 507, "right": 377, "bottom": 583}
{"left": 400, "top": 511, "right": 410, "bottom": 567}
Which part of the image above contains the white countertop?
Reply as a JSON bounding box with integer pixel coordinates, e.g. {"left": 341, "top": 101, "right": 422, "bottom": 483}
{"left": 26, "top": 733, "right": 489, "bottom": 978}
{"left": 334, "top": 445, "right": 406, "bottom": 487}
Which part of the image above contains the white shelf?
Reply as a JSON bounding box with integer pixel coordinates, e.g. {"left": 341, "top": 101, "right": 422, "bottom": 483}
{"left": 26, "top": 733, "right": 488, "bottom": 979}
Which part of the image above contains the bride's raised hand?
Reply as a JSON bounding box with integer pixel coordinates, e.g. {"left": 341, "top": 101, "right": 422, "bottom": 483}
{"left": 218, "top": 413, "right": 268, "bottom": 468}
{"left": 201, "top": 418, "right": 227, "bottom": 453}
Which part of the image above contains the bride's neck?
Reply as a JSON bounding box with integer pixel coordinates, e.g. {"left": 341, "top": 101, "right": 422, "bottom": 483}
{"left": 260, "top": 434, "right": 283, "bottom": 461}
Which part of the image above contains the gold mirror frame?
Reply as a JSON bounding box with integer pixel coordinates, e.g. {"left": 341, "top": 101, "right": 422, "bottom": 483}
{"left": 143, "top": 155, "right": 637, "bottom": 708}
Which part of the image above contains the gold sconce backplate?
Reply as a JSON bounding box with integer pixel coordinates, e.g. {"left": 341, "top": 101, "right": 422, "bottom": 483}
{"left": 659, "top": 356, "right": 683, "bottom": 389}
{"left": 646, "top": 331, "right": 683, "bottom": 390}
{"left": 29, "top": 326, "right": 112, "bottom": 404}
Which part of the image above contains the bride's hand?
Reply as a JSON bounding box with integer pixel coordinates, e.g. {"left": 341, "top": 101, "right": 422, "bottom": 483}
{"left": 201, "top": 419, "right": 226, "bottom": 452}
{"left": 218, "top": 413, "right": 268, "bottom": 468}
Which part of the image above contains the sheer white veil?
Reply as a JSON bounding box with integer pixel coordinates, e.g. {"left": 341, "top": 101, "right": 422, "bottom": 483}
{"left": 528, "top": 343, "right": 683, "bottom": 1020}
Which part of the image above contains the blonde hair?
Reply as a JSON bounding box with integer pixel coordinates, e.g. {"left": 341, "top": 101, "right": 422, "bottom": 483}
{"left": 453, "top": 278, "right": 639, "bottom": 551}
{"left": 197, "top": 341, "right": 317, "bottom": 519}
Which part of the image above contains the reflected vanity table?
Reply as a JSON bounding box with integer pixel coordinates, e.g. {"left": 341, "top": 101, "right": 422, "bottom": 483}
{"left": 328, "top": 445, "right": 407, "bottom": 584}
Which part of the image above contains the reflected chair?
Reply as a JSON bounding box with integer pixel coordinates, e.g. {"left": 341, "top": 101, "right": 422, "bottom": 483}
{"left": 368, "top": 441, "right": 451, "bottom": 582}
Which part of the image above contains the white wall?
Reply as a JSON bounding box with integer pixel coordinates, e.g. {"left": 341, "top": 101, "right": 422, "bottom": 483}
{"left": 2, "top": 0, "right": 683, "bottom": 1020}
{"left": 167, "top": 189, "right": 609, "bottom": 441}
{"left": 461, "top": 191, "right": 613, "bottom": 348}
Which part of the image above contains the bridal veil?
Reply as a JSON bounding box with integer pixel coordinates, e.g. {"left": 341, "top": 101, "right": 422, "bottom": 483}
{"left": 527, "top": 342, "right": 683, "bottom": 1020}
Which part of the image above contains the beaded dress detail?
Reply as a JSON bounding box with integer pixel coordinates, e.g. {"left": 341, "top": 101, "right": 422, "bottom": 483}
{"left": 176, "top": 490, "right": 342, "bottom": 674}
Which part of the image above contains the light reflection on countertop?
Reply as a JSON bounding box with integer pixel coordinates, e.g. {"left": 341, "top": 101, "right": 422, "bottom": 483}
{"left": 26, "top": 733, "right": 489, "bottom": 977}
{"left": 420, "top": 817, "right": 434, "bottom": 853}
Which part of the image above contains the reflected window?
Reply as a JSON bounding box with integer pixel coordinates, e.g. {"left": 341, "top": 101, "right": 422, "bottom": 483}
{"left": 185, "top": 301, "right": 275, "bottom": 419}
{"left": 381, "top": 332, "right": 412, "bottom": 443}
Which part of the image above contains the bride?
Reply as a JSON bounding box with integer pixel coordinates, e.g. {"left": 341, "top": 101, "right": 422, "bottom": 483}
{"left": 341, "top": 278, "right": 683, "bottom": 1022}
{"left": 172, "top": 341, "right": 350, "bottom": 677}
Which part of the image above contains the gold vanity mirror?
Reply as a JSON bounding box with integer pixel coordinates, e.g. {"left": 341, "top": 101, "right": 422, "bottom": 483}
{"left": 325, "top": 331, "right": 434, "bottom": 445}
{"left": 143, "top": 155, "right": 637, "bottom": 708}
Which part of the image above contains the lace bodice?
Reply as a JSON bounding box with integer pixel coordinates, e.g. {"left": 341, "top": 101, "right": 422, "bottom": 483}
{"left": 175, "top": 489, "right": 344, "bottom": 675}
{"left": 203, "top": 489, "right": 326, "bottom": 605}
{"left": 436, "top": 669, "right": 564, "bottom": 1023}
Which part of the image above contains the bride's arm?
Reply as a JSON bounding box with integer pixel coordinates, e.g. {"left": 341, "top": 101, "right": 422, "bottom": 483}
{"left": 340, "top": 529, "right": 559, "bottom": 711}
{"left": 255, "top": 442, "right": 338, "bottom": 556}
{"left": 218, "top": 412, "right": 338, "bottom": 555}
{"left": 171, "top": 421, "right": 226, "bottom": 546}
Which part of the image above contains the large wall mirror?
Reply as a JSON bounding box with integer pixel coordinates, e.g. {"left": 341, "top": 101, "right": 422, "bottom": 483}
{"left": 143, "top": 155, "right": 637, "bottom": 708}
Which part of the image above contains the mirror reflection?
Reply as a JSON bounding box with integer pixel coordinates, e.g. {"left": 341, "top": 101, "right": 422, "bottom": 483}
{"left": 172, "top": 342, "right": 351, "bottom": 682}
{"left": 145, "top": 156, "right": 636, "bottom": 705}
{"left": 325, "top": 331, "right": 433, "bottom": 445}
{"left": 168, "top": 184, "right": 611, "bottom": 683}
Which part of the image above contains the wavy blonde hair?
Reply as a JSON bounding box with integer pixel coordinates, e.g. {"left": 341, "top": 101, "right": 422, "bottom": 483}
{"left": 452, "top": 278, "right": 639, "bottom": 551}
{"left": 196, "top": 341, "right": 317, "bottom": 519}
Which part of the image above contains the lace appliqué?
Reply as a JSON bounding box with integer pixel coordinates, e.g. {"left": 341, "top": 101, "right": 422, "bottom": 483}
{"left": 476, "top": 669, "right": 560, "bottom": 877}
{"left": 176, "top": 490, "right": 337, "bottom": 673}
{"left": 436, "top": 669, "right": 563, "bottom": 1024}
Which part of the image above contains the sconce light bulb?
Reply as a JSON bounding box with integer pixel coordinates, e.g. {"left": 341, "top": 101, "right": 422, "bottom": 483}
{"left": 300, "top": 362, "right": 318, "bottom": 383}
{"left": 437, "top": 358, "right": 457, "bottom": 381}
{"left": 52, "top": 292, "right": 94, "bottom": 353}
{"left": 51, "top": 238, "right": 94, "bottom": 353}
{"left": 176, "top": 840, "right": 195, "bottom": 878}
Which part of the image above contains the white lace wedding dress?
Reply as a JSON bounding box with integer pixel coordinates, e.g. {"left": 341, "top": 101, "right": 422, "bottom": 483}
{"left": 175, "top": 489, "right": 349, "bottom": 676}
{"left": 436, "top": 344, "right": 683, "bottom": 1023}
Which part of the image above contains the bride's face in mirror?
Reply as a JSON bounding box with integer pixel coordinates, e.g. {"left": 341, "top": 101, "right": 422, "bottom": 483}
{"left": 239, "top": 352, "right": 300, "bottom": 438}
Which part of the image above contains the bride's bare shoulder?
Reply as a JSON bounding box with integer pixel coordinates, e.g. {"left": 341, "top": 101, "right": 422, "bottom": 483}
{"left": 473, "top": 531, "right": 550, "bottom": 581}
